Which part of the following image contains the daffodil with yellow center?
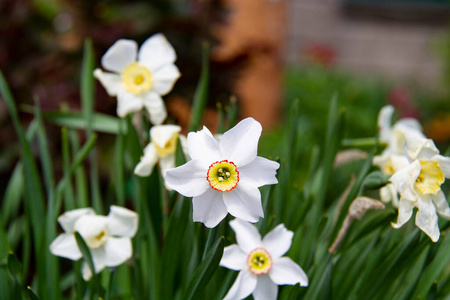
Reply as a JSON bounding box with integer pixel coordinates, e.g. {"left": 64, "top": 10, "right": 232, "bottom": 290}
{"left": 390, "top": 134, "right": 450, "bottom": 242}
{"left": 165, "top": 118, "right": 280, "bottom": 228}
{"left": 373, "top": 105, "right": 423, "bottom": 206}
{"left": 134, "top": 125, "right": 188, "bottom": 191}
{"left": 207, "top": 160, "right": 239, "bottom": 192}
{"left": 414, "top": 160, "right": 444, "bottom": 195}
{"left": 94, "top": 33, "right": 180, "bottom": 124}
{"left": 247, "top": 248, "right": 272, "bottom": 275}
{"left": 49, "top": 206, "right": 139, "bottom": 281}
{"left": 219, "top": 219, "right": 308, "bottom": 300}
{"left": 121, "top": 63, "right": 153, "bottom": 95}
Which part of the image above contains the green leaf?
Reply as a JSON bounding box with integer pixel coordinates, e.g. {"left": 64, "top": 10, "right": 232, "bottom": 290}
{"left": 160, "top": 197, "right": 190, "bottom": 300}
{"left": 0, "top": 70, "right": 46, "bottom": 253}
{"left": 412, "top": 232, "right": 450, "bottom": 298}
{"left": 74, "top": 231, "right": 103, "bottom": 298}
{"left": 81, "top": 39, "right": 95, "bottom": 136}
{"left": 113, "top": 119, "right": 126, "bottom": 206}
{"left": 7, "top": 252, "right": 22, "bottom": 282}
{"left": 175, "top": 136, "right": 187, "bottom": 167}
{"left": 226, "top": 95, "right": 238, "bottom": 130}
{"left": 74, "top": 232, "right": 95, "bottom": 280}
{"left": 303, "top": 254, "right": 332, "bottom": 300}
{"left": 361, "top": 171, "right": 391, "bottom": 190}
{"left": 182, "top": 237, "right": 224, "bottom": 300}
{"left": 34, "top": 97, "right": 55, "bottom": 197}
{"left": 20, "top": 108, "right": 124, "bottom": 134}
{"left": 1, "top": 162, "right": 23, "bottom": 228}
{"left": 189, "top": 42, "right": 210, "bottom": 132}
{"left": 27, "top": 286, "right": 40, "bottom": 300}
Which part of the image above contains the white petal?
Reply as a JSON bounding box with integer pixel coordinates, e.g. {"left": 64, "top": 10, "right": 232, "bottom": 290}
{"left": 434, "top": 155, "right": 450, "bottom": 178}
{"left": 134, "top": 143, "right": 158, "bottom": 176}
{"left": 377, "top": 105, "right": 394, "bottom": 143}
{"left": 380, "top": 184, "right": 399, "bottom": 207}
{"left": 432, "top": 190, "right": 450, "bottom": 219}
{"left": 394, "top": 119, "right": 422, "bottom": 134}
{"left": 58, "top": 208, "right": 96, "bottom": 233}
{"left": 89, "top": 247, "right": 107, "bottom": 274}
{"left": 390, "top": 160, "right": 420, "bottom": 201}
{"left": 74, "top": 215, "right": 108, "bottom": 240}
{"left": 192, "top": 188, "right": 228, "bottom": 228}
{"left": 101, "top": 39, "right": 137, "bottom": 73}
{"left": 93, "top": 69, "right": 122, "bottom": 96}
{"left": 151, "top": 64, "right": 180, "bottom": 96}
{"left": 49, "top": 233, "right": 82, "bottom": 260}
{"left": 390, "top": 154, "right": 410, "bottom": 171}
{"left": 116, "top": 91, "right": 144, "bottom": 117}
{"left": 252, "top": 274, "right": 278, "bottom": 300}
{"left": 223, "top": 184, "right": 264, "bottom": 223}
{"left": 415, "top": 196, "right": 440, "bottom": 242}
{"left": 138, "top": 34, "right": 177, "bottom": 72}
{"left": 223, "top": 269, "right": 257, "bottom": 300}
{"left": 150, "top": 124, "right": 181, "bottom": 148}
{"left": 269, "top": 257, "right": 308, "bottom": 286}
{"left": 262, "top": 224, "right": 293, "bottom": 259}
{"left": 165, "top": 159, "right": 209, "bottom": 197}
{"left": 142, "top": 92, "right": 167, "bottom": 125}
{"left": 391, "top": 197, "right": 415, "bottom": 229}
{"left": 187, "top": 126, "right": 221, "bottom": 168}
{"left": 220, "top": 244, "right": 247, "bottom": 271}
{"left": 404, "top": 132, "right": 439, "bottom": 160}
{"left": 159, "top": 154, "right": 175, "bottom": 178}
{"left": 220, "top": 118, "right": 262, "bottom": 166}
{"left": 238, "top": 157, "right": 279, "bottom": 188}
{"left": 102, "top": 237, "right": 133, "bottom": 266}
{"left": 106, "top": 206, "right": 138, "bottom": 237}
{"left": 229, "top": 219, "right": 262, "bottom": 253}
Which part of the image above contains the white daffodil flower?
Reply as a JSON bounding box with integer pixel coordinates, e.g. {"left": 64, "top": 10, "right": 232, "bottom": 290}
{"left": 94, "top": 33, "right": 180, "bottom": 124}
{"left": 373, "top": 105, "right": 424, "bottom": 205}
{"left": 50, "top": 206, "right": 138, "bottom": 280}
{"left": 165, "top": 118, "right": 280, "bottom": 228}
{"left": 134, "top": 125, "right": 188, "bottom": 186}
{"left": 220, "top": 219, "right": 308, "bottom": 300}
{"left": 390, "top": 134, "right": 450, "bottom": 242}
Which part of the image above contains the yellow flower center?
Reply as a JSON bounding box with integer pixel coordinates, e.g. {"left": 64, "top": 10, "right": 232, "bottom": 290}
{"left": 382, "top": 161, "right": 395, "bottom": 175}
{"left": 85, "top": 228, "right": 109, "bottom": 249}
{"left": 154, "top": 133, "right": 179, "bottom": 157}
{"left": 121, "top": 63, "right": 153, "bottom": 94}
{"left": 414, "top": 160, "right": 445, "bottom": 195}
{"left": 247, "top": 248, "right": 272, "bottom": 275}
{"left": 207, "top": 160, "right": 239, "bottom": 192}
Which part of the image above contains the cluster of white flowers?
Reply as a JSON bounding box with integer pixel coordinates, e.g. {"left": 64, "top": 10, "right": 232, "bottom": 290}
{"left": 374, "top": 105, "right": 450, "bottom": 242}
{"left": 50, "top": 33, "right": 309, "bottom": 299}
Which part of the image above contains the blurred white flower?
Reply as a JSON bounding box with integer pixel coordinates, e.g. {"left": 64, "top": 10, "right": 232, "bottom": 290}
{"left": 165, "top": 118, "right": 280, "bottom": 228}
{"left": 220, "top": 219, "right": 308, "bottom": 300}
{"left": 94, "top": 33, "right": 180, "bottom": 124}
{"left": 373, "top": 105, "right": 424, "bottom": 205}
{"left": 50, "top": 206, "right": 138, "bottom": 280}
{"left": 390, "top": 133, "right": 450, "bottom": 242}
{"left": 134, "top": 125, "right": 188, "bottom": 188}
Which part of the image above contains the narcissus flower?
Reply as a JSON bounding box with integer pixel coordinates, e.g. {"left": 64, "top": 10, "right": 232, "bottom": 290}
{"left": 94, "top": 33, "right": 180, "bottom": 124}
{"left": 373, "top": 105, "right": 424, "bottom": 205}
{"left": 220, "top": 219, "right": 308, "bottom": 300}
{"left": 134, "top": 125, "right": 188, "bottom": 185}
{"left": 165, "top": 118, "right": 280, "bottom": 228}
{"left": 390, "top": 133, "right": 450, "bottom": 242}
{"left": 50, "top": 206, "right": 138, "bottom": 280}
